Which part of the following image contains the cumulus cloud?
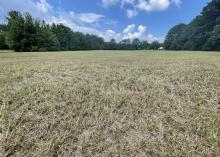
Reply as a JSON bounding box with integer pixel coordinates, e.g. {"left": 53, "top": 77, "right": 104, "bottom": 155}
{"left": 137, "top": 0, "right": 170, "bottom": 12}
{"left": 122, "top": 24, "right": 146, "bottom": 40}
{"left": 99, "top": 24, "right": 163, "bottom": 43}
{"left": 101, "top": 0, "right": 182, "bottom": 18}
{"left": 137, "top": 0, "right": 181, "bottom": 12}
{"left": 120, "top": 24, "right": 164, "bottom": 42}
{"left": 123, "top": 24, "right": 136, "bottom": 34}
{"left": 100, "top": 29, "right": 122, "bottom": 41}
{"left": 138, "top": 25, "right": 146, "bottom": 33}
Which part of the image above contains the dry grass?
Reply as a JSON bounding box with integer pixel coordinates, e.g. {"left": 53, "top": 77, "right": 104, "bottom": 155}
{"left": 0, "top": 50, "right": 220, "bottom": 157}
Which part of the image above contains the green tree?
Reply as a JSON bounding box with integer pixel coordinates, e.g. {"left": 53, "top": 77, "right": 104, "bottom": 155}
{"left": 164, "top": 24, "right": 187, "bottom": 50}
{"left": 165, "top": 0, "right": 220, "bottom": 51}
{"left": 21, "top": 13, "right": 37, "bottom": 51}
{"left": 205, "top": 25, "right": 220, "bottom": 50}
{"left": 0, "top": 24, "right": 8, "bottom": 49}
{"left": 150, "top": 41, "right": 161, "bottom": 50}
{"left": 6, "top": 11, "right": 24, "bottom": 51}
{"left": 132, "top": 38, "right": 141, "bottom": 50}
{"left": 35, "top": 21, "right": 58, "bottom": 51}
{"left": 140, "top": 40, "right": 149, "bottom": 50}
{"left": 107, "top": 39, "right": 117, "bottom": 50}
{"left": 51, "top": 24, "right": 76, "bottom": 50}
{"left": 119, "top": 39, "right": 131, "bottom": 50}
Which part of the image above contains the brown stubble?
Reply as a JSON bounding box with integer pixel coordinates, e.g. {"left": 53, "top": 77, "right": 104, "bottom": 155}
{"left": 0, "top": 50, "right": 220, "bottom": 157}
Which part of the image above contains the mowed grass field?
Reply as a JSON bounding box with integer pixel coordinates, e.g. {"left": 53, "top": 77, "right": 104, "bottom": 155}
{"left": 0, "top": 50, "right": 220, "bottom": 157}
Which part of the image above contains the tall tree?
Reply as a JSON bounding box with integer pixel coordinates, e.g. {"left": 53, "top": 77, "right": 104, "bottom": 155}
{"left": 164, "top": 24, "right": 187, "bottom": 50}
{"left": 119, "top": 39, "right": 131, "bottom": 50}
{"left": 6, "top": 11, "right": 24, "bottom": 51}
{"left": 35, "top": 21, "right": 58, "bottom": 51}
{"left": 21, "top": 12, "right": 37, "bottom": 51}
{"left": 132, "top": 38, "right": 141, "bottom": 50}
{"left": 140, "top": 40, "right": 150, "bottom": 50}
{"left": 0, "top": 24, "right": 8, "bottom": 49}
{"left": 205, "top": 25, "right": 220, "bottom": 50}
{"left": 51, "top": 24, "right": 76, "bottom": 50}
{"left": 107, "top": 39, "right": 117, "bottom": 50}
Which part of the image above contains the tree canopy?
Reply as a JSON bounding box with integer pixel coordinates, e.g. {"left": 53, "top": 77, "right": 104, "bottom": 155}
{"left": 0, "top": 24, "right": 8, "bottom": 49}
{"left": 164, "top": 0, "right": 220, "bottom": 51}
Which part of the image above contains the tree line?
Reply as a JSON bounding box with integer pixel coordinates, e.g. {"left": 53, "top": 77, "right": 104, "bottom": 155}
{"left": 0, "top": 11, "right": 162, "bottom": 52}
{"left": 164, "top": 0, "right": 220, "bottom": 51}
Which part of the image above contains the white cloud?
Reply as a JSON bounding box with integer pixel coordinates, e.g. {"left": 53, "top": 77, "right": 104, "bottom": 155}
{"left": 101, "top": 0, "right": 135, "bottom": 8}
{"left": 36, "top": 0, "right": 53, "bottom": 14}
{"left": 122, "top": 24, "right": 146, "bottom": 40}
{"left": 123, "top": 24, "right": 136, "bottom": 33}
{"left": 127, "top": 9, "right": 138, "bottom": 18}
{"left": 44, "top": 10, "right": 104, "bottom": 26}
{"left": 120, "top": 24, "right": 164, "bottom": 42}
{"left": 101, "top": 29, "right": 122, "bottom": 41}
{"left": 79, "top": 13, "right": 104, "bottom": 24}
{"left": 136, "top": 0, "right": 182, "bottom": 12}
{"left": 48, "top": 11, "right": 104, "bottom": 35}
{"left": 138, "top": 25, "right": 146, "bottom": 33}
{"left": 137, "top": 0, "right": 170, "bottom": 12}
{"left": 136, "top": 0, "right": 181, "bottom": 12}
{"left": 99, "top": 24, "right": 164, "bottom": 43}
{"left": 101, "top": 0, "right": 182, "bottom": 18}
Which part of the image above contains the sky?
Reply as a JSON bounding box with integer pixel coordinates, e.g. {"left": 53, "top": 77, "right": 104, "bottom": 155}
{"left": 0, "top": 0, "right": 209, "bottom": 42}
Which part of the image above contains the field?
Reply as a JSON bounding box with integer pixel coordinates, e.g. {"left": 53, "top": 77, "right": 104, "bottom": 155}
{"left": 0, "top": 50, "right": 220, "bottom": 156}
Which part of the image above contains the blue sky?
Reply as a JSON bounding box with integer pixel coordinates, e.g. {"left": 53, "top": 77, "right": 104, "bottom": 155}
{"left": 0, "top": 0, "right": 209, "bottom": 42}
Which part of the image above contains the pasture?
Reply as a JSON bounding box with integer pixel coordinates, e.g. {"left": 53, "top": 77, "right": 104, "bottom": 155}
{"left": 0, "top": 50, "right": 220, "bottom": 156}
